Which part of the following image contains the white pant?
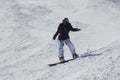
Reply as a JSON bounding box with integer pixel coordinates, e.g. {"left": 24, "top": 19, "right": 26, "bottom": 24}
{"left": 58, "top": 39, "right": 76, "bottom": 57}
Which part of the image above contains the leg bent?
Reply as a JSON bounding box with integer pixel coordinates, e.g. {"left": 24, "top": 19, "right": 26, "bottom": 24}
{"left": 58, "top": 40, "right": 64, "bottom": 58}
{"left": 64, "top": 39, "right": 76, "bottom": 54}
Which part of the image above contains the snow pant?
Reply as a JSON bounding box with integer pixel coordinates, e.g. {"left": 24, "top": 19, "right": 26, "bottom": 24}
{"left": 58, "top": 39, "right": 76, "bottom": 58}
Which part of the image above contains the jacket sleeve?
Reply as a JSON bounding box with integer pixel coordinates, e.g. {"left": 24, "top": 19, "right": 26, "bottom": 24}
{"left": 53, "top": 25, "right": 60, "bottom": 40}
{"left": 70, "top": 23, "right": 81, "bottom": 31}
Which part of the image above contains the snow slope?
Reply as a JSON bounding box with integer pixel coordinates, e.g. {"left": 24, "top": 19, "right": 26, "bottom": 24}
{"left": 0, "top": 0, "right": 120, "bottom": 80}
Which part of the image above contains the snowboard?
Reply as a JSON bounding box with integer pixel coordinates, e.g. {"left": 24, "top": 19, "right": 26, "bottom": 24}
{"left": 48, "top": 52, "right": 102, "bottom": 67}
{"left": 48, "top": 58, "right": 75, "bottom": 67}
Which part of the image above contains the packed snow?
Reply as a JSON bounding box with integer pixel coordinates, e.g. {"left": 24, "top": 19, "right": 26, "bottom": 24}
{"left": 0, "top": 0, "right": 120, "bottom": 80}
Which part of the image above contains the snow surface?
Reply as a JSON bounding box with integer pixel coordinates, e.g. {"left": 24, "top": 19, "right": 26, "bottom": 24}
{"left": 0, "top": 0, "right": 120, "bottom": 80}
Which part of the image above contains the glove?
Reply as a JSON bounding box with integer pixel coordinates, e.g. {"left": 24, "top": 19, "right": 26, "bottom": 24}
{"left": 78, "top": 29, "right": 81, "bottom": 31}
{"left": 53, "top": 35, "right": 56, "bottom": 40}
{"left": 77, "top": 28, "right": 81, "bottom": 31}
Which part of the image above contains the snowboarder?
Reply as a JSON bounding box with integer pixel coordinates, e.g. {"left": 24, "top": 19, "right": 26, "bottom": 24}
{"left": 53, "top": 18, "right": 81, "bottom": 62}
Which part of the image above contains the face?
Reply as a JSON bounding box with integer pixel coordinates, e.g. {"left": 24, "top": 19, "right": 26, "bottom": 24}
{"left": 63, "top": 22, "right": 68, "bottom": 25}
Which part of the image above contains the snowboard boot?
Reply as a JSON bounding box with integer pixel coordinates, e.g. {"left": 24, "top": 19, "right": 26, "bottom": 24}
{"left": 72, "top": 53, "right": 79, "bottom": 59}
{"left": 59, "top": 57, "right": 65, "bottom": 62}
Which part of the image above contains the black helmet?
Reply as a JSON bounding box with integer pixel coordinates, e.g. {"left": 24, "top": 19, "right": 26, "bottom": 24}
{"left": 62, "top": 18, "right": 69, "bottom": 23}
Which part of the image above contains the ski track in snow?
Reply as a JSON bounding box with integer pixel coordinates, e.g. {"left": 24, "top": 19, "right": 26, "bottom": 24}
{"left": 0, "top": 0, "right": 120, "bottom": 80}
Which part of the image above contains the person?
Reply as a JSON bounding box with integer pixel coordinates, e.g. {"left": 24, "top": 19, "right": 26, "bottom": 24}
{"left": 53, "top": 18, "right": 81, "bottom": 62}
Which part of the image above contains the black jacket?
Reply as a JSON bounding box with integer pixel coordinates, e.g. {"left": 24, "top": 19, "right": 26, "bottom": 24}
{"left": 53, "top": 22, "right": 80, "bottom": 40}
